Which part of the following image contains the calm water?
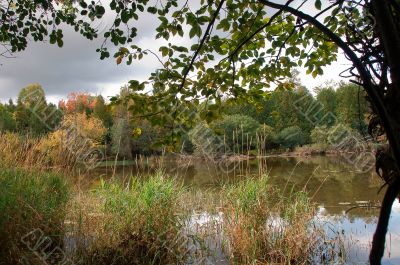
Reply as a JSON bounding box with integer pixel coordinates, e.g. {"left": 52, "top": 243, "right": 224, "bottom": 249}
{"left": 89, "top": 155, "right": 400, "bottom": 264}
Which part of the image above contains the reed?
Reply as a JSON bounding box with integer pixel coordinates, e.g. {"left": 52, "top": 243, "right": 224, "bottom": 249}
{"left": 0, "top": 167, "right": 69, "bottom": 264}
{"left": 69, "top": 172, "right": 189, "bottom": 265}
{"left": 221, "top": 175, "right": 342, "bottom": 264}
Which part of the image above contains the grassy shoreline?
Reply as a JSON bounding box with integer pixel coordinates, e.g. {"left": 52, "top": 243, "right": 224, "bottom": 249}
{"left": 0, "top": 166, "right": 344, "bottom": 264}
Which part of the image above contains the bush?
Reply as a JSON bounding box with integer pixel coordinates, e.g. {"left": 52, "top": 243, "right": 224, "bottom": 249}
{"left": 0, "top": 168, "right": 69, "bottom": 264}
{"left": 310, "top": 125, "right": 329, "bottom": 145}
{"left": 211, "top": 115, "right": 260, "bottom": 154}
{"left": 36, "top": 113, "right": 106, "bottom": 169}
{"left": 276, "top": 126, "right": 308, "bottom": 151}
{"left": 311, "top": 123, "right": 359, "bottom": 150}
{"left": 131, "top": 120, "right": 166, "bottom": 155}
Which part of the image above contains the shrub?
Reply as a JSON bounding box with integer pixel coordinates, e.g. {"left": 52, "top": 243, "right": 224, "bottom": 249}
{"left": 188, "top": 122, "right": 222, "bottom": 156}
{"left": 131, "top": 120, "right": 166, "bottom": 155}
{"left": 0, "top": 168, "right": 69, "bottom": 264}
{"left": 276, "top": 126, "right": 308, "bottom": 151}
{"left": 311, "top": 123, "right": 360, "bottom": 151}
{"left": 310, "top": 125, "right": 329, "bottom": 145}
{"left": 37, "top": 113, "right": 106, "bottom": 169}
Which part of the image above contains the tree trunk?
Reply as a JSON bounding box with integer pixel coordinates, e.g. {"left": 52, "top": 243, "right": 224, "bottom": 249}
{"left": 369, "top": 1, "right": 400, "bottom": 263}
{"left": 369, "top": 179, "right": 400, "bottom": 264}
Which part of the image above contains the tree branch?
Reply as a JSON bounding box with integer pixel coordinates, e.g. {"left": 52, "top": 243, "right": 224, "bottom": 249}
{"left": 179, "top": 0, "right": 226, "bottom": 91}
{"left": 257, "top": 0, "right": 400, "bottom": 177}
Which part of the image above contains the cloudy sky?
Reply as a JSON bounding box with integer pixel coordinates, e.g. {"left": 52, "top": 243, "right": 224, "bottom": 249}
{"left": 0, "top": 1, "right": 349, "bottom": 104}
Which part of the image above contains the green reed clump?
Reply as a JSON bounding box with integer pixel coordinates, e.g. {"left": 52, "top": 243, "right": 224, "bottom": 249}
{"left": 75, "top": 172, "right": 188, "bottom": 265}
{"left": 222, "top": 175, "right": 328, "bottom": 264}
{"left": 0, "top": 167, "right": 69, "bottom": 264}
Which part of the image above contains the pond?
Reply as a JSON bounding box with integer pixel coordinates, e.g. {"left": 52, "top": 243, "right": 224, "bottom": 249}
{"left": 88, "top": 155, "right": 400, "bottom": 264}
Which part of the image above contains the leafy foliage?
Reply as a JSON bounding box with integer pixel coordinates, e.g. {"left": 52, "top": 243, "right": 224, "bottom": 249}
{"left": 276, "top": 125, "right": 307, "bottom": 151}
{"left": 0, "top": 104, "right": 16, "bottom": 132}
{"left": 211, "top": 114, "right": 260, "bottom": 153}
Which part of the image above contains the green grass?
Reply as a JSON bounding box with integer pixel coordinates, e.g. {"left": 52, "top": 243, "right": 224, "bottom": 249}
{"left": 0, "top": 167, "right": 69, "bottom": 264}
{"left": 0, "top": 167, "right": 341, "bottom": 265}
{"left": 74, "top": 172, "right": 188, "bottom": 265}
{"left": 221, "top": 175, "right": 328, "bottom": 264}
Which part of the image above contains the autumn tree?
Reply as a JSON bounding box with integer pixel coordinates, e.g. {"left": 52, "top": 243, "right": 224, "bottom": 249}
{"left": 59, "top": 92, "right": 97, "bottom": 115}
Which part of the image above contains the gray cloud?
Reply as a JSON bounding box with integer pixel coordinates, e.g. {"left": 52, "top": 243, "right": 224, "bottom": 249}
{"left": 0, "top": 8, "right": 163, "bottom": 104}
{"left": 0, "top": 32, "right": 154, "bottom": 103}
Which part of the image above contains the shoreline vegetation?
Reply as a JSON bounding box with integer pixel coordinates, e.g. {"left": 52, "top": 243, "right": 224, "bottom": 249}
{"left": 0, "top": 166, "right": 346, "bottom": 265}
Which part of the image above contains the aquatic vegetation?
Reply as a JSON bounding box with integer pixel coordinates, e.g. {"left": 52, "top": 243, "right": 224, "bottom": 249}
{"left": 0, "top": 164, "right": 345, "bottom": 264}
{"left": 221, "top": 176, "right": 342, "bottom": 264}
{"left": 0, "top": 167, "right": 69, "bottom": 264}
{"left": 70, "top": 172, "right": 189, "bottom": 265}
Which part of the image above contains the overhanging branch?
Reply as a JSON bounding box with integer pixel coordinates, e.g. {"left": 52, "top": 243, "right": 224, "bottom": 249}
{"left": 179, "top": 0, "right": 226, "bottom": 91}
{"left": 257, "top": 0, "right": 400, "bottom": 174}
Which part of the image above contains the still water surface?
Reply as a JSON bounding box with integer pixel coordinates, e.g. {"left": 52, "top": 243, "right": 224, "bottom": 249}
{"left": 91, "top": 155, "right": 400, "bottom": 264}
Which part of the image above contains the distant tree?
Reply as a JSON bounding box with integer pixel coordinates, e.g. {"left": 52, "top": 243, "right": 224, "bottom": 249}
{"left": 267, "top": 87, "right": 315, "bottom": 138}
{"left": 276, "top": 126, "right": 307, "bottom": 151}
{"left": 93, "top": 95, "right": 113, "bottom": 128}
{"left": 336, "top": 83, "right": 369, "bottom": 133}
{"left": 59, "top": 92, "right": 97, "bottom": 115}
{"left": 110, "top": 118, "right": 132, "bottom": 160}
{"left": 17, "top": 83, "right": 46, "bottom": 106}
{"left": 315, "top": 86, "right": 338, "bottom": 127}
{"left": 5, "top": 99, "right": 16, "bottom": 113}
{"left": 212, "top": 114, "right": 260, "bottom": 153}
{"left": 15, "top": 84, "right": 59, "bottom": 135}
{"left": 0, "top": 104, "right": 16, "bottom": 132}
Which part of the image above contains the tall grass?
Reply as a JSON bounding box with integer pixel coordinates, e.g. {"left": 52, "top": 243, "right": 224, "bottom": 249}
{"left": 0, "top": 167, "right": 69, "bottom": 264}
{"left": 221, "top": 175, "right": 335, "bottom": 264}
{"left": 70, "top": 172, "right": 189, "bottom": 265}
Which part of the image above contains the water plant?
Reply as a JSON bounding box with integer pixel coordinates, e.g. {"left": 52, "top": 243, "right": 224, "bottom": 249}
{"left": 221, "top": 175, "right": 338, "bottom": 264}
{"left": 0, "top": 167, "right": 69, "bottom": 264}
{"left": 71, "top": 172, "right": 189, "bottom": 265}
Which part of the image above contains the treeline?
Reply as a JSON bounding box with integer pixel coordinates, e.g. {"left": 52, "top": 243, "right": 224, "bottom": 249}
{"left": 0, "top": 81, "right": 369, "bottom": 159}
{"left": 202, "top": 82, "right": 370, "bottom": 154}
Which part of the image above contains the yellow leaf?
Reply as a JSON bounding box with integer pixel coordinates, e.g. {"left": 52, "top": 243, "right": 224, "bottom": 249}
{"left": 116, "top": 56, "right": 123, "bottom": 65}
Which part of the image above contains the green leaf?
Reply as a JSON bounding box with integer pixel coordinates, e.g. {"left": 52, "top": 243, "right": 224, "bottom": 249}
{"left": 315, "top": 0, "right": 322, "bottom": 10}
